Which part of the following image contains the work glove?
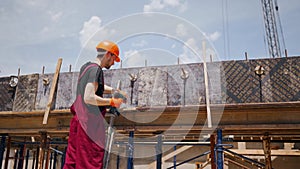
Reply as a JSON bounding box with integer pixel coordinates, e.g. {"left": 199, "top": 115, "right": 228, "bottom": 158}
{"left": 109, "top": 98, "right": 124, "bottom": 108}
{"left": 113, "top": 90, "right": 128, "bottom": 103}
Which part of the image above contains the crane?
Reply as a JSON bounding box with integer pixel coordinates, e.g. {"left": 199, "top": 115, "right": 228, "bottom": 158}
{"left": 261, "top": 0, "right": 285, "bottom": 58}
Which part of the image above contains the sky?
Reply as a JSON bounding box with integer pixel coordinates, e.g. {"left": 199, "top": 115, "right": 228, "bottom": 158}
{"left": 0, "top": 0, "right": 300, "bottom": 77}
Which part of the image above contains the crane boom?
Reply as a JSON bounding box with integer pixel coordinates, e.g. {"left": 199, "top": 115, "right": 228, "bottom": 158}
{"left": 261, "top": 0, "right": 281, "bottom": 58}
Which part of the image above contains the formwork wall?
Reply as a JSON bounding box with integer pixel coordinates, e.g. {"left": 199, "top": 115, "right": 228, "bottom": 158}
{"left": 0, "top": 57, "right": 299, "bottom": 112}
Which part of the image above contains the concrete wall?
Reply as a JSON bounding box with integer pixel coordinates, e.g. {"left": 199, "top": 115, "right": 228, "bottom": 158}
{"left": 0, "top": 57, "right": 299, "bottom": 112}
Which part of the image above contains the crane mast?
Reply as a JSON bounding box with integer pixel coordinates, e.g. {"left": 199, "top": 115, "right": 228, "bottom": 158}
{"left": 261, "top": 0, "right": 281, "bottom": 58}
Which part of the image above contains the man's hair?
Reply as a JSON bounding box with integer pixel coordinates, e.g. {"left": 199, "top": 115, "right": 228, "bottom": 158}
{"left": 97, "top": 48, "right": 106, "bottom": 59}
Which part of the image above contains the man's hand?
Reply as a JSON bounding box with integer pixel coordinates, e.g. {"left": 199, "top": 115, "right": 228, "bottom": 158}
{"left": 113, "top": 90, "right": 127, "bottom": 103}
{"left": 109, "top": 98, "right": 124, "bottom": 108}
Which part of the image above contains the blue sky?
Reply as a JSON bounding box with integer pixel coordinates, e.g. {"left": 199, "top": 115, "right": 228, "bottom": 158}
{"left": 0, "top": 0, "right": 299, "bottom": 77}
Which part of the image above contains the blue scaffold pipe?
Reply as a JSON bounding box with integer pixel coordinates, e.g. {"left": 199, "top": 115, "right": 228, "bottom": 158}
{"left": 127, "top": 131, "right": 134, "bottom": 169}
{"left": 217, "top": 129, "right": 223, "bottom": 169}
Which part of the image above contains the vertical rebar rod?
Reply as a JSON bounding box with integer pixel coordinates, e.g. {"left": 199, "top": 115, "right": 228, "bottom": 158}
{"left": 183, "top": 79, "right": 186, "bottom": 106}
{"left": 259, "top": 75, "right": 263, "bottom": 102}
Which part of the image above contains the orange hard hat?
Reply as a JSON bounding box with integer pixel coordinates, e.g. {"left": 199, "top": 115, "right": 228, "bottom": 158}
{"left": 96, "top": 40, "right": 120, "bottom": 62}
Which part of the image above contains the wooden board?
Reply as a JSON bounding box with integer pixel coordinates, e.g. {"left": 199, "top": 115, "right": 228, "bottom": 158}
{"left": 0, "top": 102, "right": 300, "bottom": 140}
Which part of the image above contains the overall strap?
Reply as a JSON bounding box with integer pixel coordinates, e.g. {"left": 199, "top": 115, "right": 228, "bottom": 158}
{"left": 78, "top": 63, "right": 99, "bottom": 81}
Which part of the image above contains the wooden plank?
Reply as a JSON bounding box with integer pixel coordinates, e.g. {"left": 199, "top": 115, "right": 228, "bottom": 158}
{"left": 230, "top": 149, "right": 300, "bottom": 156}
{"left": 43, "top": 58, "right": 62, "bottom": 124}
{"left": 0, "top": 102, "right": 300, "bottom": 138}
{"left": 38, "top": 132, "right": 47, "bottom": 169}
{"left": 263, "top": 135, "right": 272, "bottom": 169}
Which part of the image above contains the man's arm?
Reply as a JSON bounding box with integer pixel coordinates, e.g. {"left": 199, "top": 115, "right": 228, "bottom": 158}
{"left": 104, "top": 85, "right": 114, "bottom": 94}
{"left": 84, "top": 82, "right": 110, "bottom": 106}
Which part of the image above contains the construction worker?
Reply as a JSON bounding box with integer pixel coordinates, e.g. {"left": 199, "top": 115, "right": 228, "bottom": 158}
{"left": 63, "top": 40, "right": 126, "bottom": 169}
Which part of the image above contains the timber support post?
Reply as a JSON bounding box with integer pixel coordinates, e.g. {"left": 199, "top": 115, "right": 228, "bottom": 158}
{"left": 263, "top": 134, "right": 272, "bottom": 169}
{"left": 0, "top": 135, "right": 6, "bottom": 169}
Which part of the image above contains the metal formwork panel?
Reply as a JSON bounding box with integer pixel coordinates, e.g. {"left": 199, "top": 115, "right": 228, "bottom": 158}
{"left": 12, "top": 74, "right": 39, "bottom": 112}
{"left": 35, "top": 74, "right": 54, "bottom": 110}
{"left": 290, "top": 57, "right": 300, "bottom": 101}
{"left": 138, "top": 67, "right": 168, "bottom": 107}
{"left": 167, "top": 63, "right": 205, "bottom": 106}
{"left": 207, "top": 62, "right": 224, "bottom": 104}
{"left": 104, "top": 68, "right": 140, "bottom": 106}
{"left": 0, "top": 77, "right": 15, "bottom": 111}
{"left": 55, "top": 72, "right": 78, "bottom": 109}
{"left": 166, "top": 65, "right": 183, "bottom": 106}
{"left": 250, "top": 57, "right": 297, "bottom": 102}
{"left": 222, "top": 60, "right": 254, "bottom": 103}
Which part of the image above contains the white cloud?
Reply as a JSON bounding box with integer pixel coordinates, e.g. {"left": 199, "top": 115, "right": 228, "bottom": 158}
{"left": 164, "top": 0, "right": 180, "bottom": 7}
{"left": 179, "top": 38, "right": 202, "bottom": 63}
{"left": 144, "top": 0, "right": 164, "bottom": 12}
{"left": 79, "top": 16, "right": 117, "bottom": 50}
{"left": 123, "top": 50, "right": 145, "bottom": 67}
{"left": 79, "top": 16, "right": 102, "bottom": 47}
{"left": 144, "top": 0, "right": 187, "bottom": 12}
{"left": 176, "top": 23, "right": 187, "bottom": 37}
{"left": 205, "top": 31, "right": 221, "bottom": 42}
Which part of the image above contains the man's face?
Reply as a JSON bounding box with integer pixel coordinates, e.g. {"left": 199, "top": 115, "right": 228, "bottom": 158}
{"left": 104, "top": 52, "right": 116, "bottom": 69}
